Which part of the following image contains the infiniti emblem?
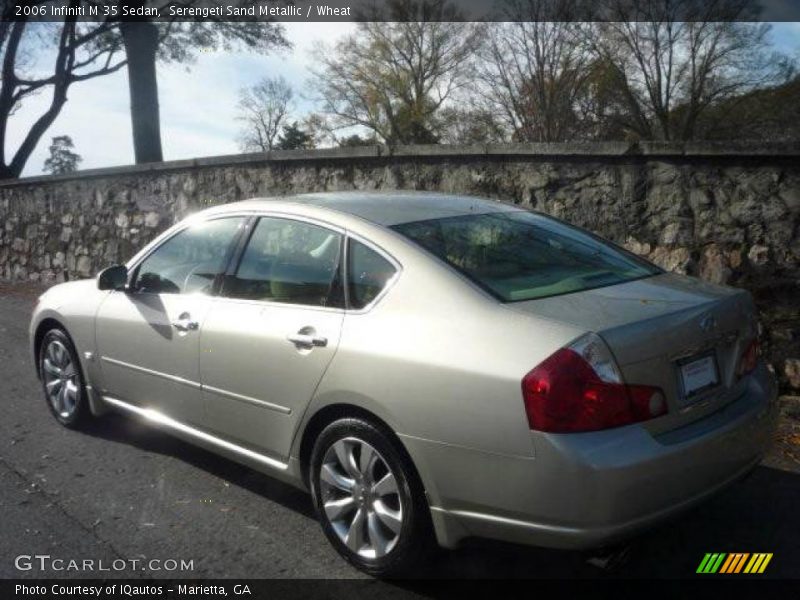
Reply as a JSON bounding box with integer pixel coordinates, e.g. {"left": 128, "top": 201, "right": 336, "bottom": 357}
{"left": 699, "top": 314, "right": 718, "bottom": 333}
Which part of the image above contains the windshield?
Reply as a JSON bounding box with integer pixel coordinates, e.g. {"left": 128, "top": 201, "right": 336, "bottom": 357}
{"left": 392, "top": 211, "right": 660, "bottom": 302}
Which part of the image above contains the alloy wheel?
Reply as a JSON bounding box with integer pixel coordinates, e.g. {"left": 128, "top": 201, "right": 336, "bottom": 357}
{"left": 41, "top": 339, "right": 80, "bottom": 419}
{"left": 319, "top": 437, "right": 404, "bottom": 559}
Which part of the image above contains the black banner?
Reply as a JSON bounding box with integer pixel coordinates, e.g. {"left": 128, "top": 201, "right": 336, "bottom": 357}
{"left": 4, "top": 0, "right": 800, "bottom": 22}
{"left": 4, "top": 579, "right": 800, "bottom": 600}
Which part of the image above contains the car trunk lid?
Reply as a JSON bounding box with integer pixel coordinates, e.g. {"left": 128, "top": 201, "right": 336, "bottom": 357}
{"left": 507, "top": 273, "right": 758, "bottom": 432}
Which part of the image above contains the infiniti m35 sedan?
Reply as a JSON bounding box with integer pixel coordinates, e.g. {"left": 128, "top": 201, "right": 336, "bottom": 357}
{"left": 31, "top": 192, "right": 778, "bottom": 575}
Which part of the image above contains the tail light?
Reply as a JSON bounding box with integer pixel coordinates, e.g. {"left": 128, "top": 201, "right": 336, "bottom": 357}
{"left": 736, "top": 338, "right": 759, "bottom": 378}
{"left": 522, "top": 333, "right": 667, "bottom": 433}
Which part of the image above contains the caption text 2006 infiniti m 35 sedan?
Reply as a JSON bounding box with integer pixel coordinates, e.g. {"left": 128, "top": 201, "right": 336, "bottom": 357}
{"left": 30, "top": 192, "right": 778, "bottom": 576}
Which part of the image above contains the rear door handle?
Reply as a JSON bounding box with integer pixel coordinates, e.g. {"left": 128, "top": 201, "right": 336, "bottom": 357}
{"left": 287, "top": 333, "right": 328, "bottom": 348}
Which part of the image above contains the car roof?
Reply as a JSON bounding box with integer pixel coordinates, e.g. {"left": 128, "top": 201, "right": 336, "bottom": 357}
{"left": 222, "top": 191, "right": 522, "bottom": 227}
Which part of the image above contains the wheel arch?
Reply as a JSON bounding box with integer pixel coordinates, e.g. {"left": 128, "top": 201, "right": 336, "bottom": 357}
{"left": 33, "top": 317, "right": 68, "bottom": 379}
{"left": 299, "top": 404, "right": 388, "bottom": 484}
{"left": 296, "top": 402, "right": 430, "bottom": 504}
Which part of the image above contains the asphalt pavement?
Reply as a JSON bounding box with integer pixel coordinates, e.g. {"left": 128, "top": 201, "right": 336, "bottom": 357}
{"left": 0, "top": 288, "right": 798, "bottom": 584}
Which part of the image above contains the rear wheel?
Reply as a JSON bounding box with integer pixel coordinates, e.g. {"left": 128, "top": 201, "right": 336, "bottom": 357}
{"left": 39, "top": 328, "right": 89, "bottom": 428}
{"left": 310, "top": 417, "right": 433, "bottom": 576}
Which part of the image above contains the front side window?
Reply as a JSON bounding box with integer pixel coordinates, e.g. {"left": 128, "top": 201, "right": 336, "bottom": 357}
{"left": 347, "top": 239, "right": 397, "bottom": 309}
{"left": 393, "top": 211, "right": 659, "bottom": 302}
{"left": 224, "top": 217, "right": 342, "bottom": 307}
{"left": 133, "top": 217, "right": 244, "bottom": 294}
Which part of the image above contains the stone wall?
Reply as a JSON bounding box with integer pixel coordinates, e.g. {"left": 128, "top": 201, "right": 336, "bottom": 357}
{"left": 1, "top": 142, "right": 798, "bottom": 390}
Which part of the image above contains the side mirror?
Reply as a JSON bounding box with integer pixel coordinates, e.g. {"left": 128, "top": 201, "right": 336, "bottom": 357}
{"left": 97, "top": 265, "right": 129, "bottom": 291}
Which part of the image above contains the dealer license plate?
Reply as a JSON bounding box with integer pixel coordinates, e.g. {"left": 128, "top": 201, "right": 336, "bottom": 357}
{"left": 679, "top": 353, "right": 719, "bottom": 401}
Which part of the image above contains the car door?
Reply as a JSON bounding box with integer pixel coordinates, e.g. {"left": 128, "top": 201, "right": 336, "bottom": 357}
{"left": 95, "top": 216, "right": 246, "bottom": 426}
{"left": 199, "top": 215, "right": 345, "bottom": 459}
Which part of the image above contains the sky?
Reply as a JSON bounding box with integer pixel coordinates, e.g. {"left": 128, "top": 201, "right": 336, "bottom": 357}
{"left": 6, "top": 21, "right": 357, "bottom": 176}
{"left": 5, "top": 21, "right": 800, "bottom": 177}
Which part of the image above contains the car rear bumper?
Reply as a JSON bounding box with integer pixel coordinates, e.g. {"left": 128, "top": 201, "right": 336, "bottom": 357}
{"left": 404, "top": 363, "right": 779, "bottom": 550}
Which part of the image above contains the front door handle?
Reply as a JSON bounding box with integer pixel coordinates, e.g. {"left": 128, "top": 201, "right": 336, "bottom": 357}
{"left": 287, "top": 332, "right": 328, "bottom": 348}
{"left": 172, "top": 313, "right": 199, "bottom": 332}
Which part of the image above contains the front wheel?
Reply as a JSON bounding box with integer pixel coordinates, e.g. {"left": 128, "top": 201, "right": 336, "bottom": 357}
{"left": 39, "top": 328, "right": 90, "bottom": 428}
{"left": 310, "top": 417, "right": 433, "bottom": 576}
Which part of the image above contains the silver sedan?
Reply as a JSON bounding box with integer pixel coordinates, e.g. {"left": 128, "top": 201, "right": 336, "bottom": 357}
{"left": 30, "top": 192, "right": 778, "bottom": 576}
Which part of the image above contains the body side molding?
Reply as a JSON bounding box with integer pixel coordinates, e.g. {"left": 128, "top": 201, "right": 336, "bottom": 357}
{"left": 102, "top": 395, "right": 289, "bottom": 471}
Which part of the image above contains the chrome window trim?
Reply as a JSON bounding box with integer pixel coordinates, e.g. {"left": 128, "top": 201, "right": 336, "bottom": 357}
{"left": 246, "top": 210, "right": 347, "bottom": 236}
{"left": 124, "top": 207, "right": 402, "bottom": 313}
{"left": 231, "top": 210, "right": 404, "bottom": 307}
{"left": 212, "top": 209, "right": 404, "bottom": 313}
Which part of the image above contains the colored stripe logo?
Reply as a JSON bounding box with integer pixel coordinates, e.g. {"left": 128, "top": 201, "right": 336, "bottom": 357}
{"left": 697, "top": 553, "right": 773, "bottom": 574}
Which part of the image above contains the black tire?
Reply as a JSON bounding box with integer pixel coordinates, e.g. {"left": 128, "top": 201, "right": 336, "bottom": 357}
{"left": 309, "top": 417, "right": 434, "bottom": 577}
{"left": 38, "top": 328, "right": 90, "bottom": 429}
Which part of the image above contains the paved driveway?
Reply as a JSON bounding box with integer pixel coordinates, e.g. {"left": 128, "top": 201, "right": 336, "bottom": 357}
{"left": 1, "top": 286, "right": 797, "bottom": 583}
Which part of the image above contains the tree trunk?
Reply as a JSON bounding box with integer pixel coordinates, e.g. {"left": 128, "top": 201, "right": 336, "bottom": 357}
{"left": 1, "top": 20, "right": 71, "bottom": 179}
{"left": 0, "top": 21, "right": 26, "bottom": 177}
{"left": 0, "top": 164, "right": 15, "bottom": 179}
{"left": 120, "top": 21, "right": 162, "bottom": 164}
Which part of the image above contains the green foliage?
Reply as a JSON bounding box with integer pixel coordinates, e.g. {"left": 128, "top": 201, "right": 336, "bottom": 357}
{"left": 338, "top": 134, "right": 379, "bottom": 147}
{"left": 277, "top": 122, "right": 313, "bottom": 150}
{"left": 42, "top": 136, "right": 82, "bottom": 175}
{"left": 150, "top": 20, "right": 289, "bottom": 64}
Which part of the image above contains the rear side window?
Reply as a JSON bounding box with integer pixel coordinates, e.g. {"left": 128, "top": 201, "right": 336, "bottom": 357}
{"left": 224, "top": 217, "right": 342, "bottom": 307}
{"left": 392, "top": 211, "right": 659, "bottom": 302}
{"left": 347, "top": 239, "right": 397, "bottom": 309}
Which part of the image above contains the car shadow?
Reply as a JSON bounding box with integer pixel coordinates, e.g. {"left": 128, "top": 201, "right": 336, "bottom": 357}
{"left": 79, "top": 413, "right": 315, "bottom": 519}
{"left": 79, "top": 414, "right": 800, "bottom": 579}
{"left": 119, "top": 290, "right": 174, "bottom": 340}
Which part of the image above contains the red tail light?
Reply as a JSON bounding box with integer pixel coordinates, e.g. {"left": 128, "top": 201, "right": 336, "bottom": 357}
{"left": 522, "top": 335, "right": 666, "bottom": 433}
{"left": 736, "top": 339, "right": 759, "bottom": 378}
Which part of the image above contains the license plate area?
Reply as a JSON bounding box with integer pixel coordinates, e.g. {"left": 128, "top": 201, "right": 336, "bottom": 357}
{"left": 677, "top": 351, "right": 720, "bottom": 405}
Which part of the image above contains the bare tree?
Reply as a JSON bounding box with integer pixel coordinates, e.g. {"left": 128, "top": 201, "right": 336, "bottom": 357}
{"left": 301, "top": 112, "right": 338, "bottom": 148}
{"left": 588, "top": 0, "right": 794, "bottom": 140}
{"left": 0, "top": 6, "right": 126, "bottom": 179}
{"left": 478, "top": 1, "right": 594, "bottom": 142}
{"left": 308, "top": 0, "right": 482, "bottom": 145}
{"left": 438, "top": 107, "right": 507, "bottom": 145}
{"left": 237, "top": 76, "right": 293, "bottom": 152}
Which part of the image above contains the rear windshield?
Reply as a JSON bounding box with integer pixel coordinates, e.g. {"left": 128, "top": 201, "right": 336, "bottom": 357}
{"left": 392, "top": 211, "right": 660, "bottom": 302}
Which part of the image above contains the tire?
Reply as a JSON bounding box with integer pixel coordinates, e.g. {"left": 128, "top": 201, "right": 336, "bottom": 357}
{"left": 38, "top": 328, "right": 90, "bottom": 429}
{"left": 310, "top": 417, "right": 434, "bottom": 577}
